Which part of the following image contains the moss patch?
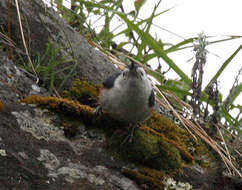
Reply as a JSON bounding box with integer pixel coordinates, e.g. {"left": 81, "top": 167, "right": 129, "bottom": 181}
{"left": 21, "top": 95, "right": 95, "bottom": 138}
{"left": 106, "top": 112, "right": 212, "bottom": 173}
{"left": 21, "top": 95, "right": 94, "bottom": 117}
{"left": 123, "top": 167, "right": 166, "bottom": 190}
{"left": 134, "top": 128, "right": 182, "bottom": 170}
{"left": 62, "top": 79, "right": 100, "bottom": 107}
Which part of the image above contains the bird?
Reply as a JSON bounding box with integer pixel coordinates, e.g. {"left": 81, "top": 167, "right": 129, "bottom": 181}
{"left": 96, "top": 62, "right": 155, "bottom": 142}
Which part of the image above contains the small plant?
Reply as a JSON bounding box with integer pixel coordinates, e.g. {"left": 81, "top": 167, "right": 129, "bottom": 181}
{"left": 29, "top": 40, "right": 76, "bottom": 92}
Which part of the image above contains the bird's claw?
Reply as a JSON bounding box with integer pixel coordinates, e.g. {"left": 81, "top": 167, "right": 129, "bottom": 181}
{"left": 94, "top": 105, "right": 103, "bottom": 116}
{"left": 121, "top": 124, "right": 139, "bottom": 145}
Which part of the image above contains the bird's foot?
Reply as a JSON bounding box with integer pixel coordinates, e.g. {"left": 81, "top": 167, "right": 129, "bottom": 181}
{"left": 121, "top": 124, "right": 140, "bottom": 145}
{"left": 94, "top": 105, "right": 103, "bottom": 116}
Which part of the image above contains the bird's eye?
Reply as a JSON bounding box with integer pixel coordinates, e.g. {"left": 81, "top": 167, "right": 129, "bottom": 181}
{"left": 123, "top": 69, "right": 128, "bottom": 78}
{"left": 137, "top": 68, "right": 145, "bottom": 76}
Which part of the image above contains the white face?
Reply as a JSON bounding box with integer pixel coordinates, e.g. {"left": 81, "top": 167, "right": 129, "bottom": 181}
{"left": 136, "top": 67, "right": 146, "bottom": 78}
{"left": 123, "top": 65, "right": 146, "bottom": 80}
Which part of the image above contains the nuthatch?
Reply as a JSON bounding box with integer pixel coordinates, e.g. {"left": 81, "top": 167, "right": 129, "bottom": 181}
{"left": 97, "top": 62, "right": 155, "bottom": 126}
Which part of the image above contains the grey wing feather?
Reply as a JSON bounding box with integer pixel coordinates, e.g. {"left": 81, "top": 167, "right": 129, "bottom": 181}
{"left": 148, "top": 89, "right": 155, "bottom": 107}
{"left": 103, "top": 72, "right": 121, "bottom": 89}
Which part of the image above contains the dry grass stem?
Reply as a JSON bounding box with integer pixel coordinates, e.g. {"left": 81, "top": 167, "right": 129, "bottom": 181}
{"left": 15, "top": 0, "right": 39, "bottom": 83}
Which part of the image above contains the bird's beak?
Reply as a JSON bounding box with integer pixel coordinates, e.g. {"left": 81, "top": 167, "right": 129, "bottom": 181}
{"left": 129, "top": 62, "right": 140, "bottom": 78}
{"left": 130, "top": 62, "right": 135, "bottom": 70}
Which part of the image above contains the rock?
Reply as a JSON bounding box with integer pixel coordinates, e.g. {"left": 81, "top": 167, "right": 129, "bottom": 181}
{"left": 0, "top": 149, "right": 7, "bottom": 157}
{"left": 0, "top": 0, "right": 118, "bottom": 90}
{"left": 0, "top": 52, "right": 139, "bottom": 189}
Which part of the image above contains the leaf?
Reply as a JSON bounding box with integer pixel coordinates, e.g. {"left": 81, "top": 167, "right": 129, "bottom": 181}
{"left": 134, "top": 0, "right": 147, "bottom": 13}
{"left": 54, "top": 0, "right": 62, "bottom": 6}
{"left": 167, "top": 36, "right": 242, "bottom": 53}
{"left": 221, "top": 106, "right": 241, "bottom": 133}
{"left": 204, "top": 44, "right": 242, "bottom": 91}
{"left": 223, "top": 82, "right": 242, "bottom": 108}
{"left": 146, "top": 69, "right": 164, "bottom": 84}
{"left": 137, "top": 2, "right": 166, "bottom": 59}
{"left": 116, "top": 42, "right": 130, "bottom": 49}
{"left": 165, "top": 37, "right": 196, "bottom": 53}
{"left": 160, "top": 79, "right": 191, "bottom": 98}
{"left": 158, "top": 84, "right": 192, "bottom": 97}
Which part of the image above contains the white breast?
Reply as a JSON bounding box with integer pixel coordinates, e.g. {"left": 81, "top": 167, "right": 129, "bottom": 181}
{"left": 100, "top": 74, "right": 153, "bottom": 124}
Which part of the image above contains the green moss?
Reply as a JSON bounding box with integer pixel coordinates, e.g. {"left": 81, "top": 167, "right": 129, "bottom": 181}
{"left": 62, "top": 79, "right": 100, "bottom": 107}
{"left": 120, "top": 127, "right": 182, "bottom": 170}
{"left": 133, "top": 129, "right": 161, "bottom": 159}
{"left": 143, "top": 113, "right": 196, "bottom": 162}
{"left": 21, "top": 95, "right": 94, "bottom": 122}
{"left": 22, "top": 95, "right": 93, "bottom": 112}
{"left": 106, "top": 111, "right": 213, "bottom": 174}
{"left": 123, "top": 167, "right": 166, "bottom": 190}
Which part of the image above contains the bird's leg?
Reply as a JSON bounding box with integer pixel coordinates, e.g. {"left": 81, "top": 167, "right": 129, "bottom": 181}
{"left": 121, "top": 123, "right": 140, "bottom": 145}
{"left": 94, "top": 105, "right": 103, "bottom": 116}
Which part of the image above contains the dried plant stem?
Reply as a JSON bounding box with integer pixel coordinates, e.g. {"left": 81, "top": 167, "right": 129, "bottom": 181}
{"left": 216, "top": 125, "right": 232, "bottom": 162}
{"left": 155, "top": 86, "right": 197, "bottom": 140}
{"left": 15, "top": 0, "right": 39, "bottom": 83}
{"left": 192, "top": 119, "right": 241, "bottom": 177}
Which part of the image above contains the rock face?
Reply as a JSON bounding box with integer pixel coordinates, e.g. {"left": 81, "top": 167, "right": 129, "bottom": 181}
{"left": 0, "top": 53, "right": 139, "bottom": 190}
{"left": 0, "top": 0, "right": 137, "bottom": 189}
{"left": 0, "top": 0, "right": 117, "bottom": 88}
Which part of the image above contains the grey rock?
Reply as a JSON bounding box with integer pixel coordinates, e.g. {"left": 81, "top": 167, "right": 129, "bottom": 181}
{"left": 87, "top": 174, "right": 105, "bottom": 186}
{"left": 0, "top": 149, "right": 7, "bottom": 157}
{"left": 38, "top": 149, "right": 61, "bottom": 171}
{"left": 18, "top": 152, "right": 29, "bottom": 159}
{"left": 0, "top": 0, "right": 118, "bottom": 91}
{"left": 109, "top": 175, "right": 139, "bottom": 190}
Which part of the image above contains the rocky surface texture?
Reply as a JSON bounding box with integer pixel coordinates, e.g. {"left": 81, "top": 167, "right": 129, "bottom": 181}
{"left": 0, "top": 0, "right": 137, "bottom": 189}
{"left": 0, "top": 38, "right": 139, "bottom": 190}
{"left": 0, "top": 0, "right": 117, "bottom": 88}
{"left": 0, "top": 0, "right": 241, "bottom": 190}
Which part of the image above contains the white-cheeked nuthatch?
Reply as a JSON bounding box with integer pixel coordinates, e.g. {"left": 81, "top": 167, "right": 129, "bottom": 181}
{"left": 98, "top": 62, "right": 155, "bottom": 125}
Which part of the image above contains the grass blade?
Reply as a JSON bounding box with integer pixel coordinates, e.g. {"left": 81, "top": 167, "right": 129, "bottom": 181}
{"left": 204, "top": 44, "right": 242, "bottom": 91}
